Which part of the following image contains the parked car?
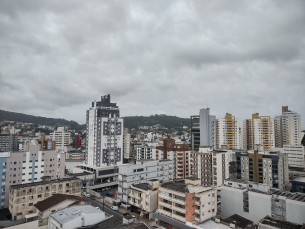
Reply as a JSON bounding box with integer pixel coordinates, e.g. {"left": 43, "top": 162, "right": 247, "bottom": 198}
{"left": 96, "top": 207, "right": 100, "bottom": 210}
{"left": 86, "top": 193, "right": 90, "bottom": 197}
{"left": 111, "top": 206, "right": 118, "bottom": 211}
{"left": 106, "top": 192, "right": 113, "bottom": 197}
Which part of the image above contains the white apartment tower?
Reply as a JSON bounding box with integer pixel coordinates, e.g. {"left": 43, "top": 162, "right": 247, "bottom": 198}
{"left": 216, "top": 113, "right": 240, "bottom": 150}
{"left": 274, "top": 106, "right": 301, "bottom": 148}
{"left": 252, "top": 113, "right": 275, "bottom": 151}
{"left": 50, "top": 127, "right": 71, "bottom": 152}
{"left": 282, "top": 111, "right": 301, "bottom": 146}
{"left": 85, "top": 95, "right": 123, "bottom": 167}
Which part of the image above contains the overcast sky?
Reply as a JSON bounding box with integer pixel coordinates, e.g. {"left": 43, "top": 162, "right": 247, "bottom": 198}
{"left": 0, "top": 1, "right": 304, "bottom": 128}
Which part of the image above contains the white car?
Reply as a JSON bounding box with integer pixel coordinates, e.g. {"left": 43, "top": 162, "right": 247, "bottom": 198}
{"left": 86, "top": 193, "right": 90, "bottom": 197}
{"left": 96, "top": 207, "right": 100, "bottom": 210}
{"left": 111, "top": 206, "right": 118, "bottom": 211}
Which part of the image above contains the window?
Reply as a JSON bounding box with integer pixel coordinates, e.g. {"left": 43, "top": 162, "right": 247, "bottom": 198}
{"left": 38, "top": 195, "right": 42, "bottom": 198}
{"left": 66, "top": 190, "right": 69, "bottom": 193}
{"left": 66, "top": 183, "right": 70, "bottom": 187}
{"left": 52, "top": 185, "right": 56, "bottom": 189}
{"left": 29, "top": 203, "right": 33, "bottom": 206}
{"left": 38, "top": 187, "right": 42, "bottom": 191}
{"left": 45, "top": 186, "right": 49, "bottom": 190}
{"left": 29, "top": 211, "right": 33, "bottom": 214}
{"left": 29, "top": 196, "right": 33, "bottom": 200}
{"left": 45, "top": 193, "right": 49, "bottom": 197}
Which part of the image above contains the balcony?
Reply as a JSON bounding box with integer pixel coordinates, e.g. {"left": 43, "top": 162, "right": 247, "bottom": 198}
{"left": 118, "top": 178, "right": 127, "bottom": 182}
{"left": 195, "top": 200, "right": 201, "bottom": 205}
{"left": 172, "top": 198, "right": 185, "bottom": 205}
{"left": 129, "top": 193, "right": 142, "bottom": 200}
{"left": 159, "top": 193, "right": 172, "bottom": 201}
{"left": 195, "top": 208, "right": 201, "bottom": 214}
{"left": 158, "top": 209, "right": 172, "bottom": 218}
{"left": 172, "top": 213, "right": 186, "bottom": 222}
{"left": 172, "top": 205, "right": 186, "bottom": 213}
{"left": 159, "top": 201, "right": 172, "bottom": 209}
{"left": 128, "top": 200, "right": 141, "bottom": 208}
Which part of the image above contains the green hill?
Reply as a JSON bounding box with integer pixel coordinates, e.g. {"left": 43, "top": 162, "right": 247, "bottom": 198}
{"left": 0, "top": 109, "right": 85, "bottom": 130}
{"left": 123, "top": 114, "right": 190, "bottom": 130}
{"left": 0, "top": 110, "right": 190, "bottom": 131}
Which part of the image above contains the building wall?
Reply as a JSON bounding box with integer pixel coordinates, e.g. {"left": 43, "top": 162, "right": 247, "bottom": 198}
{"left": 118, "top": 160, "right": 173, "bottom": 202}
{"left": 85, "top": 98, "right": 123, "bottom": 167}
{"left": 50, "top": 127, "right": 71, "bottom": 152}
{"left": 286, "top": 199, "right": 305, "bottom": 225}
{"left": 199, "top": 109, "right": 216, "bottom": 149}
{"left": 221, "top": 186, "right": 272, "bottom": 224}
{"left": 282, "top": 112, "right": 301, "bottom": 146}
{"left": 216, "top": 113, "right": 240, "bottom": 150}
{"left": 9, "top": 178, "right": 81, "bottom": 221}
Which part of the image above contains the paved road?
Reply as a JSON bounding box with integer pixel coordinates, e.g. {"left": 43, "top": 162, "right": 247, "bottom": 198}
{"left": 83, "top": 196, "right": 123, "bottom": 219}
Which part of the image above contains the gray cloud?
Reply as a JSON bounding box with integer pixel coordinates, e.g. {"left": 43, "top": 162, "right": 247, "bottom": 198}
{"left": 0, "top": 0, "right": 304, "bottom": 129}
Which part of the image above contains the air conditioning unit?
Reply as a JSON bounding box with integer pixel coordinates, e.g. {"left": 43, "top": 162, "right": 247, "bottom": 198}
{"left": 215, "top": 218, "right": 220, "bottom": 223}
{"left": 230, "top": 224, "right": 235, "bottom": 228}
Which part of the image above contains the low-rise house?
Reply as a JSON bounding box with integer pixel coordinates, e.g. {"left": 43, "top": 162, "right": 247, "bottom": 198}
{"left": 128, "top": 179, "right": 159, "bottom": 219}
{"left": 48, "top": 205, "right": 105, "bottom": 229}
{"left": 34, "top": 194, "right": 87, "bottom": 226}
{"left": 9, "top": 177, "right": 81, "bottom": 221}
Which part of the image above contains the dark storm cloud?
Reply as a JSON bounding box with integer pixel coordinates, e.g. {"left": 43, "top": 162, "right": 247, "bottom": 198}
{"left": 0, "top": 0, "right": 304, "bottom": 128}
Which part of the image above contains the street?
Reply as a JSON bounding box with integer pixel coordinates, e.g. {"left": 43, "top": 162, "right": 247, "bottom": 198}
{"left": 83, "top": 196, "right": 123, "bottom": 219}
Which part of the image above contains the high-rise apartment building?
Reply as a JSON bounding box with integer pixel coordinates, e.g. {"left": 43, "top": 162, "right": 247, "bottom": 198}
{"left": 190, "top": 108, "right": 216, "bottom": 151}
{"left": 274, "top": 106, "right": 301, "bottom": 148}
{"left": 190, "top": 146, "right": 234, "bottom": 187}
{"left": 0, "top": 142, "right": 65, "bottom": 209}
{"left": 85, "top": 94, "right": 123, "bottom": 167}
{"left": 0, "top": 131, "right": 18, "bottom": 152}
{"left": 123, "top": 128, "right": 131, "bottom": 159}
{"left": 235, "top": 150, "right": 289, "bottom": 189}
{"left": 282, "top": 111, "right": 301, "bottom": 146}
{"left": 252, "top": 113, "right": 275, "bottom": 151}
{"left": 156, "top": 138, "right": 191, "bottom": 179}
{"left": 50, "top": 127, "right": 71, "bottom": 152}
{"left": 216, "top": 113, "right": 240, "bottom": 150}
{"left": 73, "top": 134, "right": 82, "bottom": 149}
{"left": 273, "top": 145, "right": 305, "bottom": 168}
{"left": 135, "top": 143, "right": 156, "bottom": 161}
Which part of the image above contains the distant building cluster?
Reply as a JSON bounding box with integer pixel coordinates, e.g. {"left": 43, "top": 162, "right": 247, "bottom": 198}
{"left": 0, "top": 94, "right": 304, "bottom": 229}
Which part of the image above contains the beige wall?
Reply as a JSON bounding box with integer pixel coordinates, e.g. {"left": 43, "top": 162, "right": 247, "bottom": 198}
{"left": 9, "top": 178, "right": 81, "bottom": 221}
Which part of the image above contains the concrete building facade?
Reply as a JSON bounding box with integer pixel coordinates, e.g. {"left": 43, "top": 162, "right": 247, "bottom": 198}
{"left": 123, "top": 128, "right": 131, "bottom": 159}
{"left": 273, "top": 145, "right": 305, "bottom": 168}
{"left": 190, "top": 146, "right": 233, "bottom": 187}
{"left": 0, "top": 131, "right": 18, "bottom": 152}
{"left": 85, "top": 94, "right": 123, "bottom": 167}
{"left": 0, "top": 143, "right": 65, "bottom": 209}
{"left": 128, "top": 180, "right": 159, "bottom": 219}
{"left": 216, "top": 113, "right": 240, "bottom": 150}
{"left": 50, "top": 127, "right": 71, "bottom": 152}
{"left": 235, "top": 151, "right": 289, "bottom": 189}
{"left": 221, "top": 179, "right": 305, "bottom": 225}
{"left": 118, "top": 160, "right": 174, "bottom": 203}
{"left": 9, "top": 177, "right": 81, "bottom": 221}
{"left": 156, "top": 179, "right": 217, "bottom": 225}
{"left": 156, "top": 138, "right": 191, "bottom": 180}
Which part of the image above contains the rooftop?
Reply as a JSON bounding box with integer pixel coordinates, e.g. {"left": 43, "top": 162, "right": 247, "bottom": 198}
{"left": 34, "top": 194, "right": 85, "bottom": 212}
{"left": 259, "top": 216, "right": 302, "bottom": 229}
{"left": 10, "top": 177, "right": 80, "bottom": 189}
{"left": 223, "top": 214, "right": 253, "bottom": 228}
{"left": 161, "top": 180, "right": 213, "bottom": 193}
{"left": 293, "top": 177, "right": 305, "bottom": 183}
{"left": 51, "top": 205, "right": 101, "bottom": 224}
{"left": 132, "top": 183, "right": 151, "bottom": 191}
